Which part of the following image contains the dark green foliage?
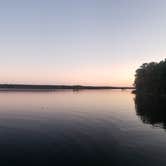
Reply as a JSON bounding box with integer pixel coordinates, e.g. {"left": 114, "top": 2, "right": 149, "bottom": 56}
{"left": 134, "top": 59, "right": 166, "bottom": 93}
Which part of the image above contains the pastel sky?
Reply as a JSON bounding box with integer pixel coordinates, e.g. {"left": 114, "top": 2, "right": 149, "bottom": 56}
{"left": 0, "top": 0, "right": 166, "bottom": 86}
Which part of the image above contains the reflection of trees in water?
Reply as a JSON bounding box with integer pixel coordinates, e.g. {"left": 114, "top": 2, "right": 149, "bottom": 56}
{"left": 134, "top": 94, "right": 166, "bottom": 129}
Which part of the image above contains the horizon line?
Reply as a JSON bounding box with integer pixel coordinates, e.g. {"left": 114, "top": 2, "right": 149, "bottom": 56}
{"left": 0, "top": 83, "right": 134, "bottom": 90}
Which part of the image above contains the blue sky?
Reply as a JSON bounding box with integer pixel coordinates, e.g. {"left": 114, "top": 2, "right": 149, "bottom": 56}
{"left": 0, "top": 0, "right": 166, "bottom": 85}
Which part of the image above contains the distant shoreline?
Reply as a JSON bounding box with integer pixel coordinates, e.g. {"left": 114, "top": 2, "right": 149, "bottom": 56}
{"left": 0, "top": 84, "right": 134, "bottom": 91}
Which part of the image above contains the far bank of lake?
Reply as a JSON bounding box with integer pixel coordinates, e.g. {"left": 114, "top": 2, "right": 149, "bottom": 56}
{"left": 0, "top": 84, "right": 134, "bottom": 91}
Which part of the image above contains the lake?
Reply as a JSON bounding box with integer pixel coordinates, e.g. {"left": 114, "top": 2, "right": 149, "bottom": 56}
{"left": 0, "top": 90, "right": 166, "bottom": 165}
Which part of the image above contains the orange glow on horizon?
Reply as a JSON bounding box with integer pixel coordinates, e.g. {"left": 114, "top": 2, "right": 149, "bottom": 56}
{"left": 0, "top": 62, "right": 135, "bottom": 87}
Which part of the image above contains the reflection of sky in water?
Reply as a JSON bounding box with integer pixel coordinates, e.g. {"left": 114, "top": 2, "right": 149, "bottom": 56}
{"left": 0, "top": 90, "right": 166, "bottom": 165}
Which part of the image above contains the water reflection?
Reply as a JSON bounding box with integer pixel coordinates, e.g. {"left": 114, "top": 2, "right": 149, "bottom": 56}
{"left": 135, "top": 94, "right": 166, "bottom": 129}
{"left": 0, "top": 90, "right": 166, "bottom": 165}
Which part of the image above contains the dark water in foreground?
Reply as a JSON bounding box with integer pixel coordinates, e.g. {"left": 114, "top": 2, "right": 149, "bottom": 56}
{"left": 0, "top": 90, "right": 166, "bottom": 166}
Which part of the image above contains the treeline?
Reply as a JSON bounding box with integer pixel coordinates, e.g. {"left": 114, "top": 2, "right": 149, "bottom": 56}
{"left": 0, "top": 84, "right": 134, "bottom": 90}
{"left": 134, "top": 59, "right": 166, "bottom": 93}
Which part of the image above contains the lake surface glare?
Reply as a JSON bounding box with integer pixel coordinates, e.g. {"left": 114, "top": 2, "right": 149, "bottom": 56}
{"left": 0, "top": 90, "right": 165, "bottom": 166}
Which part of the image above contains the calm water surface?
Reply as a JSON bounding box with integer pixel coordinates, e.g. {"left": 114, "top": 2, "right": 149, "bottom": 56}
{"left": 0, "top": 90, "right": 166, "bottom": 165}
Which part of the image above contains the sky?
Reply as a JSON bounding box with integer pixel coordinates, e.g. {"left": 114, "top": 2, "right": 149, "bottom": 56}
{"left": 0, "top": 0, "right": 166, "bottom": 86}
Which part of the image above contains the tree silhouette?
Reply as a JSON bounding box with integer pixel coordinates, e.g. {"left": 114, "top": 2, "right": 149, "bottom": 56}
{"left": 134, "top": 59, "right": 166, "bottom": 93}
